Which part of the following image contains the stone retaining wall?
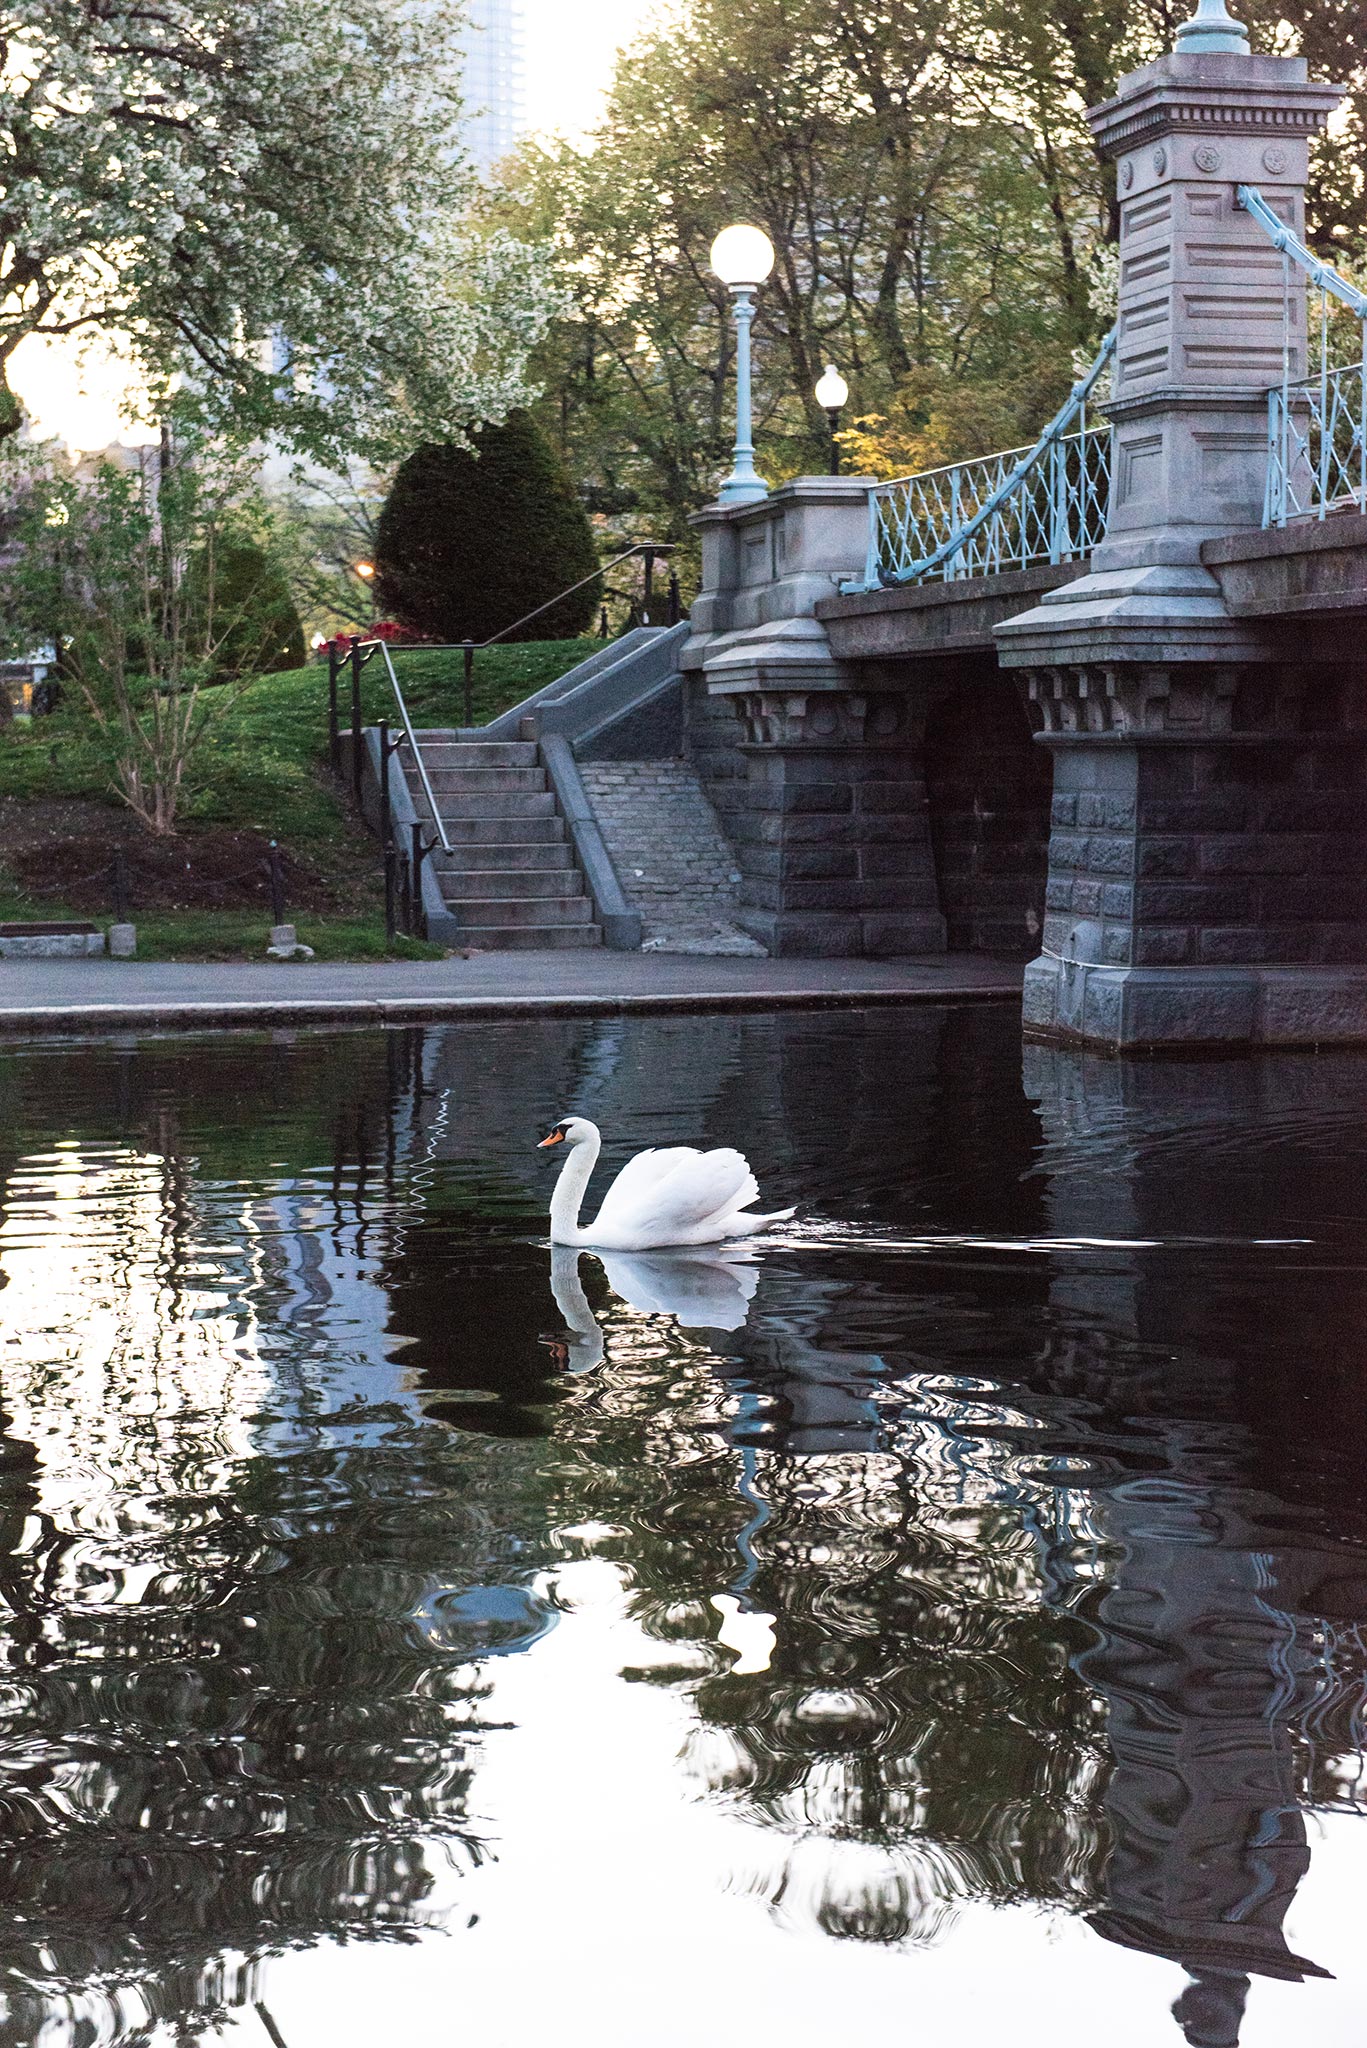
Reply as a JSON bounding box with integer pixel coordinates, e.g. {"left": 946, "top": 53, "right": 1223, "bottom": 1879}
{"left": 577, "top": 759, "right": 764, "bottom": 954}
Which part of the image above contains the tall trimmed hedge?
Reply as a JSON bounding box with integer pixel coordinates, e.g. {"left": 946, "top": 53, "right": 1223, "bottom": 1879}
{"left": 374, "top": 412, "right": 601, "bottom": 644}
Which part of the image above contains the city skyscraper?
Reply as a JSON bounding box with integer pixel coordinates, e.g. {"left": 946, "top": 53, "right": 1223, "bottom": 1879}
{"left": 459, "top": 0, "right": 528, "bottom": 177}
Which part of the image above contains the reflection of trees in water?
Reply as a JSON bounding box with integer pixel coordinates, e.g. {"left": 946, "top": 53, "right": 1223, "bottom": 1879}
{"left": 0, "top": 1080, "right": 549, "bottom": 2048}
{"left": 542, "top": 1291, "right": 1113, "bottom": 1948}
{"left": 684, "top": 1452, "right": 1112, "bottom": 1946}
{"left": 1, "top": 1016, "right": 1366, "bottom": 2045}
{"left": 542, "top": 1216, "right": 1367, "bottom": 1996}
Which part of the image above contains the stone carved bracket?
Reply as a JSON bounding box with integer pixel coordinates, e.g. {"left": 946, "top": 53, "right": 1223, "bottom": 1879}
{"left": 1027, "top": 663, "right": 1242, "bottom": 737}
{"left": 1025, "top": 662, "right": 1363, "bottom": 739}
{"left": 735, "top": 690, "right": 918, "bottom": 750}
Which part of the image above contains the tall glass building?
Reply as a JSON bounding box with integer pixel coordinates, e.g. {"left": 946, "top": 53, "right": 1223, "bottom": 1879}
{"left": 459, "top": 0, "right": 528, "bottom": 177}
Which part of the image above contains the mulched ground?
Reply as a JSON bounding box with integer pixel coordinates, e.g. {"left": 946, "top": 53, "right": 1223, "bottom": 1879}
{"left": 2, "top": 803, "right": 334, "bottom": 915}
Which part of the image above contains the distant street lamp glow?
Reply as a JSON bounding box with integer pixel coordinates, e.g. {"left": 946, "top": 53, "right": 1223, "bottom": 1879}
{"left": 711, "top": 224, "right": 776, "bottom": 505}
{"left": 814, "top": 364, "right": 849, "bottom": 475}
{"left": 354, "top": 559, "right": 376, "bottom": 580}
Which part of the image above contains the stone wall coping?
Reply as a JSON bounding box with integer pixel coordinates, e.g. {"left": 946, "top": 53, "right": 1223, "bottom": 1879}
{"left": 689, "top": 474, "right": 877, "bottom": 534}
{"left": 817, "top": 561, "right": 1077, "bottom": 624}
{"left": 1200, "top": 510, "right": 1367, "bottom": 565}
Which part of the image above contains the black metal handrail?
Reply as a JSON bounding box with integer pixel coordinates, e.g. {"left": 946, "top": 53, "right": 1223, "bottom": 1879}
{"left": 323, "top": 541, "right": 684, "bottom": 945}
{"left": 325, "top": 542, "right": 680, "bottom": 727}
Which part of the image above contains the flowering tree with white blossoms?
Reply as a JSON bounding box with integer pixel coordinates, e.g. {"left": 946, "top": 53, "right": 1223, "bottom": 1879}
{"left": 0, "top": 1, "right": 558, "bottom": 459}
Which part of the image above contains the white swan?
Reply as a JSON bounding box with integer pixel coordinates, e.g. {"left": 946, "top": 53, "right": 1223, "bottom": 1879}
{"left": 539, "top": 1117, "right": 793, "bottom": 1251}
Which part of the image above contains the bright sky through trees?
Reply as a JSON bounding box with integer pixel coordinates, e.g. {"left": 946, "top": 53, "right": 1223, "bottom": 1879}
{"left": 13, "top": 0, "right": 656, "bottom": 451}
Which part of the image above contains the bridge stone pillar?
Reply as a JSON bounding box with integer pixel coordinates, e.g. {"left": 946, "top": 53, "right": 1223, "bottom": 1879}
{"left": 996, "top": 4, "right": 1362, "bottom": 1048}
{"left": 683, "top": 478, "right": 946, "bottom": 956}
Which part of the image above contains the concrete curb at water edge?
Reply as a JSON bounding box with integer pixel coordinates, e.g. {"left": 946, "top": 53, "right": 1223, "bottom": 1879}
{"left": 0, "top": 954, "right": 1024, "bottom": 1037}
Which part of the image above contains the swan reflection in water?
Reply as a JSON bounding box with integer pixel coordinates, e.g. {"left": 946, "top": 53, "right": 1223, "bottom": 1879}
{"left": 545, "top": 1240, "right": 760, "bottom": 1374}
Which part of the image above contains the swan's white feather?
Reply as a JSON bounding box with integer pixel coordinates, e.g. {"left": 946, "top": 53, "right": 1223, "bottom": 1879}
{"left": 588, "top": 1146, "right": 764, "bottom": 1249}
{"left": 594, "top": 1146, "right": 700, "bottom": 1225}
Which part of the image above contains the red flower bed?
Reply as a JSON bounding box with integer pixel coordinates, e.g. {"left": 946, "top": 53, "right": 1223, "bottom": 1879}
{"left": 316, "top": 621, "right": 428, "bottom": 658}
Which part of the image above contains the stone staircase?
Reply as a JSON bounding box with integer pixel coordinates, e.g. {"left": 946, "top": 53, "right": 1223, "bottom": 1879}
{"left": 408, "top": 735, "right": 602, "bottom": 949}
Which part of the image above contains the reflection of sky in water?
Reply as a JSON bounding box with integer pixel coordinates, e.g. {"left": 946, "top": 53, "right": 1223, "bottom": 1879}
{"left": 0, "top": 1014, "right": 1362, "bottom": 2047}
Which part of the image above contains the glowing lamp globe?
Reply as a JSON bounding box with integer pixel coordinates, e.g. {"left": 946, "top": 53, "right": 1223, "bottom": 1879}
{"left": 710, "top": 224, "right": 776, "bottom": 289}
{"left": 815, "top": 365, "right": 849, "bottom": 412}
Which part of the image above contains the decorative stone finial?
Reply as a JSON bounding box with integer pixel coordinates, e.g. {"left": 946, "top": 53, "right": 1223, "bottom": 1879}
{"left": 1174, "top": 0, "right": 1251, "bottom": 56}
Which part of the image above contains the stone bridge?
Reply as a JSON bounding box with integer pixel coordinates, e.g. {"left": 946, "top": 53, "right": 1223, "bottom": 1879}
{"left": 678, "top": 2, "right": 1367, "bottom": 1051}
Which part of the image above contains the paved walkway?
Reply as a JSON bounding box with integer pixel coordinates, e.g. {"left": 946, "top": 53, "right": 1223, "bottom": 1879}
{"left": 0, "top": 952, "right": 1023, "bottom": 1034}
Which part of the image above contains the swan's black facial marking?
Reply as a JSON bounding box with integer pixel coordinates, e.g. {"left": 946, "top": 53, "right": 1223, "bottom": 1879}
{"left": 538, "top": 1120, "right": 569, "bottom": 1149}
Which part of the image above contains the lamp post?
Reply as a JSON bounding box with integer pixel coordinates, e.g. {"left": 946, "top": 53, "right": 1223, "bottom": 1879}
{"left": 814, "top": 365, "right": 849, "bottom": 476}
{"left": 710, "top": 223, "right": 776, "bottom": 505}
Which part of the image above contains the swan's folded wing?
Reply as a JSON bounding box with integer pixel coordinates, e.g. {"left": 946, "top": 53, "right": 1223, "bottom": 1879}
{"left": 617, "top": 1147, "right": 759, "bottom": 1240}
{"left": 593, "top": 1146, "right": 703, "bottom": 1231}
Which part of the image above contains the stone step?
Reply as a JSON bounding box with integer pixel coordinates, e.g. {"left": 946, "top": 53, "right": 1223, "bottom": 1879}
{"left": 431, "top": 841, "right": 575, "bottom": 873}
{"left": 455, "top": 922, "right": 603, "bottom": 950}
{"left": 443, "top": 868, "right": 581, "bottom": 900}
{"left": 442, "top": 893, "right": 596, "bottom": 926}
{"left": 413, "top": 740, "right": 538, "bottom": 767}
{"left": 436, "top": 815, "right": 567, "bottom": 846}
{"left": 423, "top": 791, "right": 558, "bottom": 820}
{"left": 411, "top": 766, "right": 547, "bottom": 794}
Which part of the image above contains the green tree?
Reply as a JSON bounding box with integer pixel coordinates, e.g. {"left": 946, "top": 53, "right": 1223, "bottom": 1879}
{"left": 187, "top": 538, "right": 306, "bottom": 680}
{"left": 374, "top": 414, "right": 603, "bottom": 644}
{"left": 490, "top": 0, "right": 1364, "bottom": 524}
{"left": 0, "top": 0, "right": 559, "bottom": 459}
{"left": 8, "top": 431, "right": 307, "bottom": 834}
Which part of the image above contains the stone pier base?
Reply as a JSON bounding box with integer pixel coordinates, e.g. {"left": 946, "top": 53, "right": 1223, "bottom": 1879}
{"left": 1020, "top": 664, "right": 1367, "bottom": 1050}
{"left": 1024, "top": 956, "right": 1367, "bottom": 1049}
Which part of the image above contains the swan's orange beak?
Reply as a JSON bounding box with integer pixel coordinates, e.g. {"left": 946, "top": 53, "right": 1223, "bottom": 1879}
{"left": 538, "top": 1129, "right": 565, "bottom": 1148}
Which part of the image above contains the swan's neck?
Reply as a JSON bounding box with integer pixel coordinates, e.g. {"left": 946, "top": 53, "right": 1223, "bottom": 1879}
{"left": 550, "top": 1130, "right": 600, "bottom": 1245}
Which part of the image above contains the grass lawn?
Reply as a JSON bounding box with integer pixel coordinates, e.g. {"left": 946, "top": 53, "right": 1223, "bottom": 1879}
{"left": 0, "top": 639, "right": 598, "bottom": 960}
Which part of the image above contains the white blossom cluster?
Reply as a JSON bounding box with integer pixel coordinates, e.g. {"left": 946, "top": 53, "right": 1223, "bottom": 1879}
{"left": 0, "top": 1, "right": 561, "bottom": 458}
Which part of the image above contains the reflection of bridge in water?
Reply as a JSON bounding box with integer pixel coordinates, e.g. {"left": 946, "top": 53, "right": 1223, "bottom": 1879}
{"left": 0, "top": 1014, "right": 1363, "bottom": 2043}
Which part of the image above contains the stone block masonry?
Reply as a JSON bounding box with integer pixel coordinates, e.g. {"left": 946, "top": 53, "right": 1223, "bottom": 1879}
{"left": 577, "top": 760, "right": 765, "bottom": 955}
{"left": 1043, "top": 725, "right": 1367, "bottom": 974}
{"left": 722, "top": 690, "right": 947, "bottom": 958}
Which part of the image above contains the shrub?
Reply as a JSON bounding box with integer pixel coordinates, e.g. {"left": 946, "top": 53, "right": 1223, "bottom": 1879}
{"left": 374, "top": 411, "right": 601, "bottom": 643}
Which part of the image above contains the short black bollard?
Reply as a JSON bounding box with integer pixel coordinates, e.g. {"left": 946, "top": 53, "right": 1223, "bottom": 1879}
{"left": 268, "top": 840, "right": 286, "bottom": 926}
{"left": 408, "top": 823, "right": 436, "bottom": 941}
{"left": 642, "top": 547, "right": 656, "bottom": 627}
{"left": 462, "top": 639, "right": 475, "bottom": 729}
{"left": 668, "top": 571, "right": 681, "bottom": 626}
{"left": 599, "top": 604, "right": 609, "bottom": 638}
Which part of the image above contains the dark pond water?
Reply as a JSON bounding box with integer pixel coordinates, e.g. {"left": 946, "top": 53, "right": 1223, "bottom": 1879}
{"left": 0, "top": 1006, "right": 1364, "bottom": 2048}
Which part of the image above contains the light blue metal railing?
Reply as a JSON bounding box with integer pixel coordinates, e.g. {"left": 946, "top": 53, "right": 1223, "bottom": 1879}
{"left": 1237, "top": 184, "right": 1367, "bottom": 527}
{"left": 851, "top": 329, "right": 1116, "bottom": 591}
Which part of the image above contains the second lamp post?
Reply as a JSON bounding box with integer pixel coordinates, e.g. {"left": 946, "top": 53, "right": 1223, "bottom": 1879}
{"left": 814, "top": 365, "right": 849, "bottom": 475}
